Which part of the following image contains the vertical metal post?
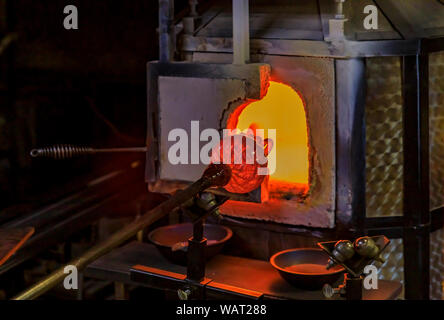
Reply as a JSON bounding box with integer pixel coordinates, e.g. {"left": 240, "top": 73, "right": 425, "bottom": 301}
{"left": 335, "top": 59, "right": 367, "bottom": 235}
{"left": 232, "top": 0, "right": 249, "bottom": 64}
{"left": 402, "top": 54, "right": 430, "bottom": 300}
{"left": 344, "top": 274, "right": 363, "bottom": 300}
{"left": 187, "top": 219, "right": 207, "bottom": 282}
{"left": 159, "top": 0, "right": 175, "bottom": 62}
{"left": 328, "top": 0, "right": 347, "bottom": 40}
{"left": 335, "top": 0, "right": 345, "bottom": 19}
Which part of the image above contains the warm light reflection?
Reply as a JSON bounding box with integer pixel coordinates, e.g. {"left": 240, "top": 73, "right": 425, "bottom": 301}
{"left": 227, "top": 81, "right": 309, "bottom": 196}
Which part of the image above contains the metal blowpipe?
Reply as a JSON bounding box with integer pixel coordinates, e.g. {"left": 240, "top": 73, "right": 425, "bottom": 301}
{"left": 30, "top": 145, "right": 148, "bottom": 160}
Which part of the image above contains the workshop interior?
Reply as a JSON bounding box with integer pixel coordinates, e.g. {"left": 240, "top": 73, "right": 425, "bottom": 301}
{"left": 0, "top": 0, "right": 444, "bottom": 301}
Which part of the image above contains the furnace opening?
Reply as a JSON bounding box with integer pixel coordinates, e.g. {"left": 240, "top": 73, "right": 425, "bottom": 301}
{"left": 226, "top": 81, "right": 309, "bottom": 199}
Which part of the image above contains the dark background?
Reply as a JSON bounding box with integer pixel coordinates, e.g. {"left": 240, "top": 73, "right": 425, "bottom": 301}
{"left": 0, "top": 0, "right": 188, "bottom": 211}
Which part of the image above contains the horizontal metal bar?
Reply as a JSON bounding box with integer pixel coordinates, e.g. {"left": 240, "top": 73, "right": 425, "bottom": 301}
{"left": 180, "top": 35, "right": 421, "bottom": 58}
{"left": 362, "top": 207, "right": 444, "bottom": 238}
{"left": 130, "top": 264, "right": 263, "bottom": 299}
{"left": 421, "top": 37, "right": 444, "bottom": 53}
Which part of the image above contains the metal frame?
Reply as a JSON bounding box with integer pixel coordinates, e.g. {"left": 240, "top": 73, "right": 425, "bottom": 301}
{"left": 401, "top": 53, "right": 430, "bottom": 300}
{"left": 158, "top": 0, "right": 175, "bottom": 62}
{"left": 172, "top": 1, "right": 444, "bottom": 299}
{"left": 356, "top": 47, "right": 437, "bottom": 300}
{"left": 338, "top": 38, "right": 444, "bottom": 299}
{"left": 180, "top": 35, "right": 421, "bottom": 59}
{"left": 356, "top": 39, "right": 444, "bottom": 299}
{"left": 335, "top": 58, "right": 366, "bottom": 235}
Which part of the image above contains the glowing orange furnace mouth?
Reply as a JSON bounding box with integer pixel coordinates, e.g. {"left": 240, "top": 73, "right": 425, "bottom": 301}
{"left": 226, "top": 81, "right": 309, "bottom": 198}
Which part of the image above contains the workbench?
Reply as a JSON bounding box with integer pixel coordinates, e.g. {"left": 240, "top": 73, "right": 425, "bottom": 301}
{"left": 84, "top": 241, "right": 402, "bottom": 300}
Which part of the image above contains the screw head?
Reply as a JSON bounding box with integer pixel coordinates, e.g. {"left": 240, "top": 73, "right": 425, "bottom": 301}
{"left": 323, "top": 284, "right": 335, "bottom": 299}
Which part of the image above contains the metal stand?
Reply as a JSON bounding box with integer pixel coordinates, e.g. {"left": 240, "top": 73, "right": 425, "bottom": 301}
{"left": 186, "top": 219, "right": 207, "bottom": 282}
{"left": 344, "top": 274, "right": 363, "bottom": 300}
{"left": 178, "top": 193, "right": 229, "bottom": 299}
{"left": 319, "top": 236, "right": 390, "bottom": 300}
{"left": 129, "top": 193, "right": 265, "bottom": 300}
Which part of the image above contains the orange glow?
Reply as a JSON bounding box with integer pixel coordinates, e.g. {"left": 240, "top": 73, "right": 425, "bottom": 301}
{"left": 227, "top": 81, "right": 309, "bottom": 196}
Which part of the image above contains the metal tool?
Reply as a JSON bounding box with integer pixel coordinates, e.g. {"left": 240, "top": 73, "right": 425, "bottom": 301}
{"left": 318, "top": 235, "right": 390, "bottom": 300}
{"left": 30, "top": 145, "right": 148, "bottom": 160}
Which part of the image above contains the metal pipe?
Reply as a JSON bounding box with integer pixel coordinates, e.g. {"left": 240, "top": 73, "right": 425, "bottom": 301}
{"left": 30, "top": 145, "right": 148, "bottom": 160}
{"left": 401, "top": 54, "right": 430, "bottom": 300}
{"left": 159, "top": 0, "right": 175, "bottom": 62}
{"left": 232, "top": 0, "right": 250, "bottom": 64}
{"left": 12, "top": 164, "right": 231, "bottom": 300}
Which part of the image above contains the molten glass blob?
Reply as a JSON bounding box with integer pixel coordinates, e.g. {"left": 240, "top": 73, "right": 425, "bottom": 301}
{"left": 211, "top": 133, "right": 273, "bottom": 194}
{"left": 227, "top": 81, "right": 309, "bottom": 195}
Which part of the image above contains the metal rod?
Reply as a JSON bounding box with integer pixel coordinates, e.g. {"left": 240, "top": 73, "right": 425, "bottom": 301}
{"left": 335, "top": 58, "right": 367, "bottom": 236}
{"left": 12, "top": 164, "right": 231, "bottom": 300}
{"left": 187, "top": 218, "right": 206, "bottom": 281}
{"left": 159, "top": 0, "right": 175, "bottom": 62}
{"left": 30, "top": 145, "right": 148, "bottom": 160}
{"left": 92, "top": 147, "right": 148, "bottom": 153}
{"left": 232, "top": 0, "right": 249, "bottom": 64}
{"left": 401, "top": 54, "right": 430, "bottom": 300}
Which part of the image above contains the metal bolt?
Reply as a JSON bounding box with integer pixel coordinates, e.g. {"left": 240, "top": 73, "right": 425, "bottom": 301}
{"left": 322, "top": 284, "right": 340, "bottom": 299}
